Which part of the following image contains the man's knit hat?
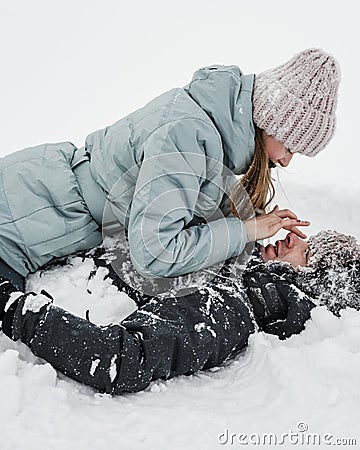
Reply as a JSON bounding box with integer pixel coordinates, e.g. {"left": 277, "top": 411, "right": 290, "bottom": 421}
{"left": 307, "top": 230, "right": 360, "bottom": 271}
{"left": 252, "top": 48, "right": 341, "bottom": 157}
{"left": 297, "top": 230, "right": 360, "bottom": 315}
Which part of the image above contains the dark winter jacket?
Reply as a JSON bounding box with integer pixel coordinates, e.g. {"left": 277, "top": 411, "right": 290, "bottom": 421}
{"left": 0, "top": 247, "right": 316, "bottom": 395}
{"left": 0, "top": 65, "right": 255, "bottom": 279}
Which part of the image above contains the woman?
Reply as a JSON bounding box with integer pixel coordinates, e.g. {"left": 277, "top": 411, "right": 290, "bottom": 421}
{"left": 0, "top": 49, "right": 340, "bottom": 287}
{"left": 1, "top": 230, "right": 358, "bottom": 394}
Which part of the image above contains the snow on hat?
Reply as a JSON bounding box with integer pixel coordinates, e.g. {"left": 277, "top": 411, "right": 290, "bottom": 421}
{"left": 296, "top": 230, "right": 360, "bottom": 314}
{"left": 307, "top": 230, "right": 360, "bottom": 271}
{"left": 252, "top": 48, "right": 341, "bottom": 157}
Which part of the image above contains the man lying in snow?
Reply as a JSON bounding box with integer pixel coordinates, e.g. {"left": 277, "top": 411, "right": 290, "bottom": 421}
{"left": 0, "top": 230, "right": 359, "bottom": 395}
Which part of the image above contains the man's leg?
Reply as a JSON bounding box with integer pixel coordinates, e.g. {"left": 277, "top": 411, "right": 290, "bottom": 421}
{"left": 0, "top": 259, "right": 25, "bottom": 291}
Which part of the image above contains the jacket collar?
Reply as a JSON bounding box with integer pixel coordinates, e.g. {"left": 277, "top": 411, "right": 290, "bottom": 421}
{"left": 186, "top": 65, "right": 255, "bottom": 175}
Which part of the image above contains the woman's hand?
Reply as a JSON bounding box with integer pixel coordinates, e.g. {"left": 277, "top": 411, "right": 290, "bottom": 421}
{"left": 244, "top": 205, "right": 310, "bottom": 242}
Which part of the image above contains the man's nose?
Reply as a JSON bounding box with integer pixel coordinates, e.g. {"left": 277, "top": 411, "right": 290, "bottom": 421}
{"left": 286, "top": 232, "right": 297, "bottom": 248}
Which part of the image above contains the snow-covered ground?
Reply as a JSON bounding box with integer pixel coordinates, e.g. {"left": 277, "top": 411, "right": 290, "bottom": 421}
{"left": 1, "top": 1, "right": 360, "bottom": 449}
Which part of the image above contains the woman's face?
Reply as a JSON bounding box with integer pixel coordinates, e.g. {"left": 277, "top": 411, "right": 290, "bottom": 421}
{"left": 263, "top": 131, "right": 293, "bottom": 167}
{"left": 260, "top": 232, "right": 311, "bottom": 267}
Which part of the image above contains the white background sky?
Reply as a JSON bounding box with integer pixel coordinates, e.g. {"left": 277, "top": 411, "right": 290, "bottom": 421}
{"left": 0, "top": 0, "right": 358, "bottom": 188}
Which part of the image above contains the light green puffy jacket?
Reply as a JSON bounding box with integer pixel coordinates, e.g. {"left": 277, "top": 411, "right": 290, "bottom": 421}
{"left": 0, "top": 65, "right": 255, "bottom": 278}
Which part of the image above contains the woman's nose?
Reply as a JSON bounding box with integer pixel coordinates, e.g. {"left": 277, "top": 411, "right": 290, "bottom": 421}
{"left": 278, "top": 152, "right": 293, "bottom": 167}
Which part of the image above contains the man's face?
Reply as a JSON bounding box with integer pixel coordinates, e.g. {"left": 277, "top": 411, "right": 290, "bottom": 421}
{"left": 260, "top": 232, "right": 311, "bottom": 267}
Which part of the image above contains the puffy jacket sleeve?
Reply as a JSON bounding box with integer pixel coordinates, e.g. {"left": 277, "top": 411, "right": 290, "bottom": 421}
{"left": 126, "top": 119, "right": 249, "bottom": 278}
{"left": 3, "top": 282, "right": 254, "bottom": 395}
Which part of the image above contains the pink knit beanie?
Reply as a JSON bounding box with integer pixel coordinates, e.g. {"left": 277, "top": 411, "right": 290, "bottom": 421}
{"left": 252, "top": 48, "right": 341, "bottom": 157}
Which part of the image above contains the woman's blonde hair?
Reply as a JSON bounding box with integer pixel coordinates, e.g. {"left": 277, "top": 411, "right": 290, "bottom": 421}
{"left": 230, "top": 127, "right": 275, "bottom": 219}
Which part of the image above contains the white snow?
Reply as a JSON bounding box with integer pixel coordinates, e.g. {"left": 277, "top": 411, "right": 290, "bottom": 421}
{"left": 89, "top": 359, "right": 100, "bottom": 377}
{"left": 109, "top": 355, "right": 118, "bottom": 383}
{"left": 22, "top": 293, "right": 51, "bottom": 315}
{"left": 1, "top": 1, "right": 360, "bottom": 449}
{"left": 195, "top": 322, "right": 217, "bottom": 337}
{"left": 4, "top": 292, "right": 24, "bottom": 313}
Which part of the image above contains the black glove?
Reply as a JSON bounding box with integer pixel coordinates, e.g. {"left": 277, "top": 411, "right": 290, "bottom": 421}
{"left": 243, "top": 264, "right": 315, "bottom": 339}
{"left": 243, "top": 264, "right": 289, "bottom": 326}
{"left": 0, "top": 277, "right": 19, "bottom": 321}
{"left": 262, "top": 278, "right": 315, "bottom": 339}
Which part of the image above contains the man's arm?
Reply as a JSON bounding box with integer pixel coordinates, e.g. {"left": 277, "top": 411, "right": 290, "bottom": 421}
{"left": 1, "top": 278, "right": 254, "bottom": 394}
